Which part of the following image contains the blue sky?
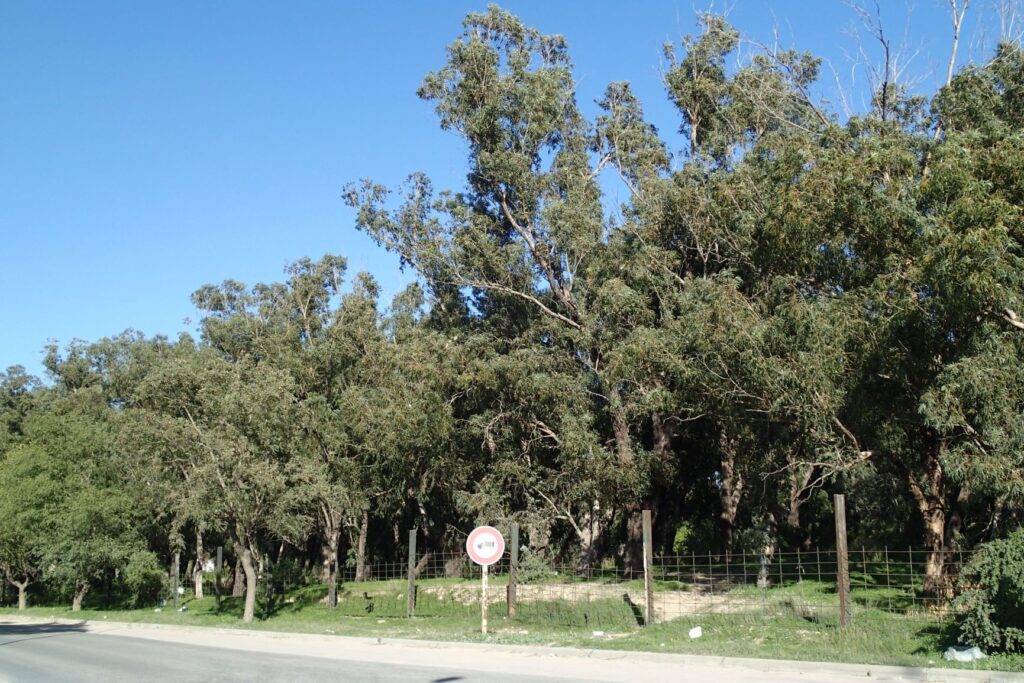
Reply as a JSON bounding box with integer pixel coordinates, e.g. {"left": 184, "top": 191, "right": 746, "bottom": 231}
{"left": 0, "top": 1, "right": 1006, "bottom": 378}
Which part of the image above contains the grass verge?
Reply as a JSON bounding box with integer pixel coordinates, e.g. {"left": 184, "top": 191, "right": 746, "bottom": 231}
{"left": 2, "top": 577, "right": 1022, "bottom": 673}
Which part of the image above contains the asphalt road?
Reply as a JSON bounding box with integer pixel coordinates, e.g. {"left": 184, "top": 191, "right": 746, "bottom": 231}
{"left": 1, "top": 618, "right": 1012, "bottom": 683}
{"left": 0, "top": 622, "right": 571, "bottom": 683}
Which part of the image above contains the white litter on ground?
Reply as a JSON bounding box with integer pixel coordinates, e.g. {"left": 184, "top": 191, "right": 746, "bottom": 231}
{"left": 944, "top": 646, "right": 986, "bottom": 662}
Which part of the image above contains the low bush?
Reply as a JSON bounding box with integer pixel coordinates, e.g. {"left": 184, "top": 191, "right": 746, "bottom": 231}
{"left": 122, "top": 550, "right": 166, "bottom": 607}
{"left": 953, "top": 530, "right": 1024, "bottom": 653}
{"left": 517, "top": 548, "right": 556, "bottom": 584}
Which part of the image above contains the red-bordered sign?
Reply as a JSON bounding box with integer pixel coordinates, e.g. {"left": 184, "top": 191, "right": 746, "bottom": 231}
{"left": 466, "top": 526, "right": 505, "bottom": 566}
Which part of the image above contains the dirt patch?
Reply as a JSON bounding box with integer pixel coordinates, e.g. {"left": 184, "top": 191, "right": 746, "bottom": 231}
{"left": 419, "top": 581, "right": 751, "bottom": 621}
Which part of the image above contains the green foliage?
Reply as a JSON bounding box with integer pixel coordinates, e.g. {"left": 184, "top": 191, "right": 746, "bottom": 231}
{"left": 4, "top": 5, "right": 1024, "bottom": 629}
{"left": 671, "top": 523, "right": 692, "bottom": 554}
{"left": 954, "top": 530, "right": 1024, "bottom": 652}
{"left": 671, "top": 520, "right": 719, "bottom": 556}
{"left": 516, "top": 547, "right": 556, "bottom": 584}
{"left": 123, "top": 550, "right": 166, "bottom": 607}
{"left": 0, "top": 444, "right": 50, "bottom": 594}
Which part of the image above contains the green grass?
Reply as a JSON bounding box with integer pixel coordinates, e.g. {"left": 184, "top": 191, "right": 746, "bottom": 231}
{"left": 3, "top": 577, "right": 1023, "bottom": 673}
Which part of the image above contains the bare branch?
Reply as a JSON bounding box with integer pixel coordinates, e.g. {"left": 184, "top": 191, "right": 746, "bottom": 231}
{"left": 945, "top": 0, "right": 970, "bottom": 87}
{"left": 498, "top": 193, "right": 577, "bottom": 315}
{"left": 531, "top": 419, "right": 563, "bottom": 446}
{"left": 1003, "top": 308, "right": 1024, "bottom": 330}
{"left": 998, "top": 0, "right": 1022, "bottom": 43}
{"left": 461, "top": 276, "right": 582, "bottom": 329}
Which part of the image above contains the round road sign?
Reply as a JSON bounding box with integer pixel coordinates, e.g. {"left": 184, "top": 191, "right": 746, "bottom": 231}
{"left": 466, "top": 526, "right": 505, "bottom": 566}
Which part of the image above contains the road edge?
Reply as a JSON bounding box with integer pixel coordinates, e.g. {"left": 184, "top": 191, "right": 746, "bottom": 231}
{"left": 0, "top": 614, "right": 1018, "bottom": 682}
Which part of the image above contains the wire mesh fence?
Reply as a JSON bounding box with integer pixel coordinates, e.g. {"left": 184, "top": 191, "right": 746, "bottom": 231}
{"left": 171, "top": 544, "right": 972, "bottom": 628}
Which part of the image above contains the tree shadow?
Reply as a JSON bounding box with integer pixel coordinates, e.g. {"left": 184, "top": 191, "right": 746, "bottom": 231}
{"left": 257, "top": 582, "right": 329, "bottom": 619}
{"left": 0, "top": 621, "right": 88, "bottom": 647}
{"left": 622, "top": 592, "right": 645, "bottom": 626}
{"left": 911, "top": 621, "right": 959, "bottom": 655}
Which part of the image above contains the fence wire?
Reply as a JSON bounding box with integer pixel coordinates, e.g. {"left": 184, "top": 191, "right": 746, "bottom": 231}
{"left": 172, "top": 546, "right": 971, "bottom": 628}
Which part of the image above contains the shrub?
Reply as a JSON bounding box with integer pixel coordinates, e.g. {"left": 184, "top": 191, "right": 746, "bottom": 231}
{"left": 517, "top": 547, "right": 556, "bottom": 584}
{"left": 123, "top": 550, "right": 166, "bottom": 607}
{"left": 671, "top": 519, "right": 717, "bottom": 555}
{"left": 953, "top": 530, "right": 1024, "bottom": 653}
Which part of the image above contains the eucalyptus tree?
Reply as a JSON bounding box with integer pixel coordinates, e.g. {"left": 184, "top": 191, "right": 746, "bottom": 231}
{"left": 850, "top": 43, "right": 1024, "bottom": 592}
{"left": 656, "top": 18, "right": 1024, "bottom": 589}
{"left": 345, "top": 5, "right": 685, "bottom": 567}
{"left": 2, "top": 4, "right": 1023, "bottom": 605}
{"left": 454, "top": 328, "right": 614, "bottom": 566}
{"left": 117, "top": 336, "right": 219, "bottom": 598}
{"left": 132, "top": 343, "right": 297, "bottom": 622}
{"left": 191, "top": 257, "right": 427, "bottom": 602}
{"left": 278, "top": 264, "right": 381, "bottom": 597}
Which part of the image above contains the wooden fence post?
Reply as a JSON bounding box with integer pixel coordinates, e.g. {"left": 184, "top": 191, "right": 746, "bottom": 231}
{"left": 642, "top": 509, "right": 654, "bottom": 627}
{"left": 507, "top": 523, "right": 519, "bottom": 618}
{"left": 407, "top": 529, "right": 417, "bottom": 618}
{"left": 834, "top": 494, "right": 851, "bottom": 627}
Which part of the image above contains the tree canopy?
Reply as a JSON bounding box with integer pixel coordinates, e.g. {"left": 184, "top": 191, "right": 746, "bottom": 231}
{"left": 3, "top": 4, "right": 1024, "bottom": 613}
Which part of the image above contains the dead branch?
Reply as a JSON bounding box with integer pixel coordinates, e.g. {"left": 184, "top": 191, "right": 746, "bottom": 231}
{"left": 1003, "top": 308, "right": 1024, "bottom": 330}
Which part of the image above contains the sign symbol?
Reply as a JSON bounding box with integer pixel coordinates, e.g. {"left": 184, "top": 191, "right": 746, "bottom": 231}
{"left": 466, "top": 526, "right": 505, "bottom": 566}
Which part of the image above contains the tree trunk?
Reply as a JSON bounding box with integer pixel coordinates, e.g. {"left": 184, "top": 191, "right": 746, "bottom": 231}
{"left": 921, "top": 517, "right": 947, "bottom": 598}
{"left": 623, "top": 505, "right": 645, "bottom": 578}
{"left": 611, "top": 404, "right": 633, "bottom": 467}
{"left": 786, "top": 462, "right": 821, "bottom": 551}
{"left": 326, "top": 528, "right": 340, "bottom": 609}
{"left": 232, "top": 555, "right": 245, "bottom": 597}
{"left": 320, "top": 542, "right": 333, "bottom": 583}
{"left": 611, "top": 404, "right": 644, "bottom": 575}
{"left": 718, "top": 430, "right": 743, "bottom": 554}
{"left": 577, "top": 502, "right": 599, "bottom": 571}
{"left": 240, "top": 545, "right": 258, "bottom": 623}
{"left": 445, "top": 551, "right": 466, "bottom": 578}
{"left": 194, "top": 529, "right": 205, "bottom": 600}
{"left": 651, "top": 412, "right": 676, "bottom": 463}
{"left": 354, "top": 510, "right": 369, "bottom": 582}
{"left": 526, "top": 515, "right": 553, "bottom": 556}
{"left": 71, "top": 581, "right": 89, "bottom": 612}
{"left": 757, "top": 511, "right": 778, "bottom": 588}
{"left": 13, "top": 579, "right": 29, "bottom": 610}
{"left": 907, "top": 438, "right": 950, "bottom": 598}
{"left": 576, "top": 498, "right": 612, "bottom": 571}
{"left": 413, "top": 550, "right": 431, "bottom": 579}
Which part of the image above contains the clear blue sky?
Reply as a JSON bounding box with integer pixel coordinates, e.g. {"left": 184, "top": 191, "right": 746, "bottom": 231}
{"left": 0, "top": 1, "right": 1005, "bottom": 378}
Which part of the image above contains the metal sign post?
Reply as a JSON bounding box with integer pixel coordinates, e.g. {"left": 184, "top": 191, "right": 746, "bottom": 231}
{"left": 171, "top": 551, "right": 180, "bottom": 610}
{"left": 481, "top": 563, "right": 489, "bottom": 635}
{"left": 466, "top": 525, "right": 505, "bottom": 636}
